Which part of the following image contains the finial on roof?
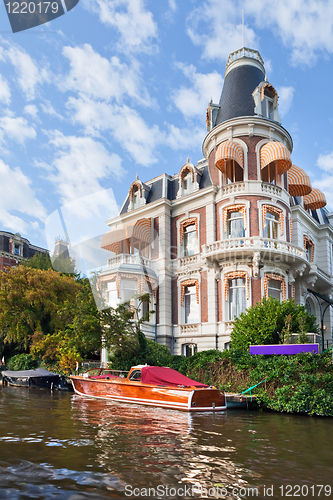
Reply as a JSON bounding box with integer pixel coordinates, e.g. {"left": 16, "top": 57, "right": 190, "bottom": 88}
{"left": 264, "top": 74, "right": 267, "bottom": 82}
{"left": 210, "top": 97, "right": 213, "bottom": 104}
{"left": 187, "top": 156, "right": 190, "bottom": 163}
{"left": 136, "top": 173, "right": 139, "bottom": 180}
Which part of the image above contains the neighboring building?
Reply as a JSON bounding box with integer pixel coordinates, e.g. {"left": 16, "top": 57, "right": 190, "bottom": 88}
{"left": 100, "top": 47, "right": 333, "bottom": 355}
{"left": 0, "top": 231, "right": 47, "bottom": 271}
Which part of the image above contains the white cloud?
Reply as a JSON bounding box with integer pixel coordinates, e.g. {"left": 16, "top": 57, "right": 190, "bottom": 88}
{"left": 0, "top": 74, "right": 11, "bottom": 105}
{"left": 172, "top": 63, "right": 223, "bottom": 118}
{"left": 42, "top": 131, "right": 125, "bottom": 207}
{"left": 61, "top": 44, "right": 152, "bottom": 106}
{"left": 81, "top": 0, "right": 158, "bottom": 54}
{"left": 40, "top": 101, "right": 64, "bottom": 120}
{"left": 317, "top": 151, "right": 333, "bottom": 173}
{"left": 168, "top": 0, "right": 177, "bottom": 12}
{"left": 246, "top": 0, "right": 333, "bottom": 65}
{"left": 277, "top": 86, "right": 295, "bottom": 117}
{"left": 165, "top": 124, "right": 204, "bottom": 151}
{"left": 0, "top": 159, "right": 47, "bottom": 233}
{"left": 24, "top": 104, "right": 38, "bottom": 118}
{"left": 186, "top": 0, "right": 258, "bottom": 61}
{"left": 67, "top": 97, "right": 162, "bottom": 165}
{"left": 0, "top": 116, "right": 36, "bottom": 150}
{"left": 312, "top": 152, "right": 333, "bottom": 210}
{"left": 3, "top": 44, "right": 49, "bottom": 100}
{"left": 186, "top": 0, "right": 333, "bottom": 66}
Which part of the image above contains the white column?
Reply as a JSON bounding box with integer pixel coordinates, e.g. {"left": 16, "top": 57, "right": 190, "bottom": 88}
{"left": 206, "top": 201, "right": 216, "bottom": 245}
{"left": 156, "top": 209, "right": 172, "bottom": 346}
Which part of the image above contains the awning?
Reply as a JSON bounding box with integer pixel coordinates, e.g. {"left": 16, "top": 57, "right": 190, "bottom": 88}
{"left": 260, "top": 141, "right": 292, "bottom": 174}
{"left": 101, "top": 218, "right": 152, "bottom": 252}
{"left": 215, "top": 140, "right": 244, "bottom": 172}
{"left": 287, "top": 165, "right": 312, "bottom": 196}
{"left": 303, "top": 188, "right": 327, "bottom": 210}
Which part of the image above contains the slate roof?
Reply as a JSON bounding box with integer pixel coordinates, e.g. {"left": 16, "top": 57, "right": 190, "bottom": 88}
{"left": 215, "top": 64, "right": 265, "bottom": 125}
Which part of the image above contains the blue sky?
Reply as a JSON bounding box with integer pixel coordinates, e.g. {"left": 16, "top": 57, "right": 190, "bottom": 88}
{"left": 0, "top": 0, "right": 333, "bottom": 267}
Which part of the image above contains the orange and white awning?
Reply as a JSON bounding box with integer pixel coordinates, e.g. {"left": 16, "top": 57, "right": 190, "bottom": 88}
{"left": 101, "top": 218, "right": 152, "bottom": 253}
{"left": 287, "top": 165, "right": 312, "bottom": 197}
{"left": 260, "top": 141, "right": 292, "bottom": 174}
{"left": 303, "top": 189, "right": 327, "bottom": 210}
{"left": 215, "top": 140, "right": 244, "bottom": 172}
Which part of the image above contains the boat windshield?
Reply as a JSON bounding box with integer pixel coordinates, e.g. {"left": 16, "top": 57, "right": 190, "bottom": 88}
{"left": 128, "top": 370, "right": 141, "bottom": 381}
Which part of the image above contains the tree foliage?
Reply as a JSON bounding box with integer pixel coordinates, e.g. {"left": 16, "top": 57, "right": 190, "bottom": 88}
{"left": 0, "top": 268, "right": 102, "bottom": 373}
{"left": 100, "top": 294, "right": 171, "bottom": 370}
{"left": 230, "top": 297, "right": 318, "bottom": 351}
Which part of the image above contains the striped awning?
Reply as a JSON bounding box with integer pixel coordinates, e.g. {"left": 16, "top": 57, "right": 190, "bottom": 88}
{"left": 303, "top": 189, "right": 327, "bottom": 210}
{"left": 215, "top": 140, "right": 244, "bottom": 172}
{"left": 287, "top": 165, "right": 312, "bottom": 197}
{"left": 101, "top": 218, "right": 152, "bottom": 253}
{"left": 260, "top": 141, "right": 292, "bottom": 174}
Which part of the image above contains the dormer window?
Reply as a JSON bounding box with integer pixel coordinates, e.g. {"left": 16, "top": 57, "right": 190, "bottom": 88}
{"left": 252, "top": 82, "right": 281, "bottom": 124}
{"left": 128, "top": 179, "right": 150, "bottom": 211}
{"left": 182, "top": 171, "right": 192, "bottom": 195}
{"left": 132, "top": 186, "right": 139, "bottom": 209}
{"left": 262, "top": 88, "right": 274, "bottom": 119}
{"left": 177, "top": 162, "right": 201, "bottom": 198}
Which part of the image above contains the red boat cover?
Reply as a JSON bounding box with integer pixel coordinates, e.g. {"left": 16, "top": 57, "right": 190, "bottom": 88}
{"left": 140, "top": 366, "right": 208, "bottom": 388}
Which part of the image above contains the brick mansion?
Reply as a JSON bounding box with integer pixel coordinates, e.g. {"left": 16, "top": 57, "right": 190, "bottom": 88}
{"left": 99, "top": 47, "right": 333, "bottom": 356}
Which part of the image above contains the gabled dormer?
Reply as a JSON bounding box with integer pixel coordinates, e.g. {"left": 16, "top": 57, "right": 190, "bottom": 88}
{"left": 128, "top": 178, "right": 151, "bottom": 211}
{"left": 252, "top": 81, "right": 281, "bottom": 123}
{"left": 176, "top": 160, "right": 202, "bottom": 198}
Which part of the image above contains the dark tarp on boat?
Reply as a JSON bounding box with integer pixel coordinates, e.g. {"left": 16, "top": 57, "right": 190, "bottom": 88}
{"left": 140, "top": 366, "right": 209, "bottom": 388}
{"left": 1, "top": 368, "right": 67, "bottom": 389}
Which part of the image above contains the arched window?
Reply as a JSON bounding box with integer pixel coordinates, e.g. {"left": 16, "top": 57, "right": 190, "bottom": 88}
{"left": 182, "top": 343, "right": 197, "bottom": 357}
{"left": 261, "top": 162, "right": 277, "bottom": 184}
{"left": 228, "top": 277, "right": 246, "bottom": 320}
{"left": 179, "top": 218, "right": 199, "bottom": 257}
{"left": 264, "top": 274, "right": 286, "bottom": 301}
{"left": 181, "top": 279, "right": 200, "bottom": 324}
{"left": 262, "top": 205, "right": 284, "bottom": 240}
{"left": 224, "top": 271, "right": 249, "bottom": 321}
{"left": 223, "top": 206, "right": 246, "bottom": 238}
{"left": 303, "top": 235, "right": 315, "bottom": 262}
{"left": 215, "top": 141, "right": 244, "bottom": 185}
{"left": 184, "top": 285, "right": 200, "bottom": 323}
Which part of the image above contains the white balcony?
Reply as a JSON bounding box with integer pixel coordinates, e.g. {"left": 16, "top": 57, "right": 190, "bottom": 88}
{"left": 221, "top": 181, "right": 290, "bottom": 204}
{"left": 202, "top": 236, "right": 307, "bottom": 266}
{"left": 107, "top": 253, "right": 152, "bottom": 269}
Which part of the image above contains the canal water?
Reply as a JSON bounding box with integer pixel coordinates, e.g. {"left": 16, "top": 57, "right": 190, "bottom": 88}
{"left": 0, "top": 385, "right": 332, "bottom": 499}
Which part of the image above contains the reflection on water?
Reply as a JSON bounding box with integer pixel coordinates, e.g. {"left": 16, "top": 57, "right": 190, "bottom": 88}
{"left": 0, "top": 385, "right": 333, "bottom": 499}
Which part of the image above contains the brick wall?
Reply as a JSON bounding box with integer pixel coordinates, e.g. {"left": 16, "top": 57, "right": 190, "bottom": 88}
{"left": 252, "top": 276, "right": 262, "bottom": 306}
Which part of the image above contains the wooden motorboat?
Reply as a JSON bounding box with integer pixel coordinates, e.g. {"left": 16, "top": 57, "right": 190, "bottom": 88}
{"left": 1, "top": 368, "right": 67, "bottom": 390}
{"left": 70, "top": 365, "right": 227, "bottom": 412}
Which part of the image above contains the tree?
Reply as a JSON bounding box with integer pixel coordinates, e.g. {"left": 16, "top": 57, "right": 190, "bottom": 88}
{"left": 23, "top": 250, "right": 76, "bottom": 275}
{"left": 0, "top": 267, "right": 102, "bottom": 373}
{"left": 230, "top": 297, "right": 318, "bottom": 351}
{"left": 21, "top": 251, "right": 53, "bottom": 270}
{"left": 99, "top": 294, "right": 170, "bottom": 370}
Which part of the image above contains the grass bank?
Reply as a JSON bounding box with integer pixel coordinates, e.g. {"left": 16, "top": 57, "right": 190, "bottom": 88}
{"left": 173, "top": 349, "right": 333, "bottom": 417}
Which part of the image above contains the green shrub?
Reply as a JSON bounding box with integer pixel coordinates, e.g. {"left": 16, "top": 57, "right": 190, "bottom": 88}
{"left": 230, "top": 297, "right": 318, "bottom": 351}
{"left": 7, "top": 353, "right": 37, "bottom": 371}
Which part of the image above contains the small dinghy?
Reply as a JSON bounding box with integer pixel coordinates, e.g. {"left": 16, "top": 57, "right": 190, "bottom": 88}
{"left": 1, "top": 368, "right": 67, "bottom": 390}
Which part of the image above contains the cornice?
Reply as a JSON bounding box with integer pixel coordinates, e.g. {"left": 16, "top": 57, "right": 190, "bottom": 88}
{"left": 202, "top": 116, "right": 293, "bottom": 159}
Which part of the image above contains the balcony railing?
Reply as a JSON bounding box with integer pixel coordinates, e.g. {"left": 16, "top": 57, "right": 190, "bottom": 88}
{"left": 107, "top": 253, "right": 152, "bottom": 269}
{"left": 202, "top": 237, "right": 306, "bottom": 261}
{"left": 180, "top": 324, "right": 200, "bottom": 335}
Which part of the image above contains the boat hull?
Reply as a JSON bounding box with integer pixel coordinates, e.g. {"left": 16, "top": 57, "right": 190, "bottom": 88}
{"left": 70, "top": 376, "right": 226, "bottom": 412}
